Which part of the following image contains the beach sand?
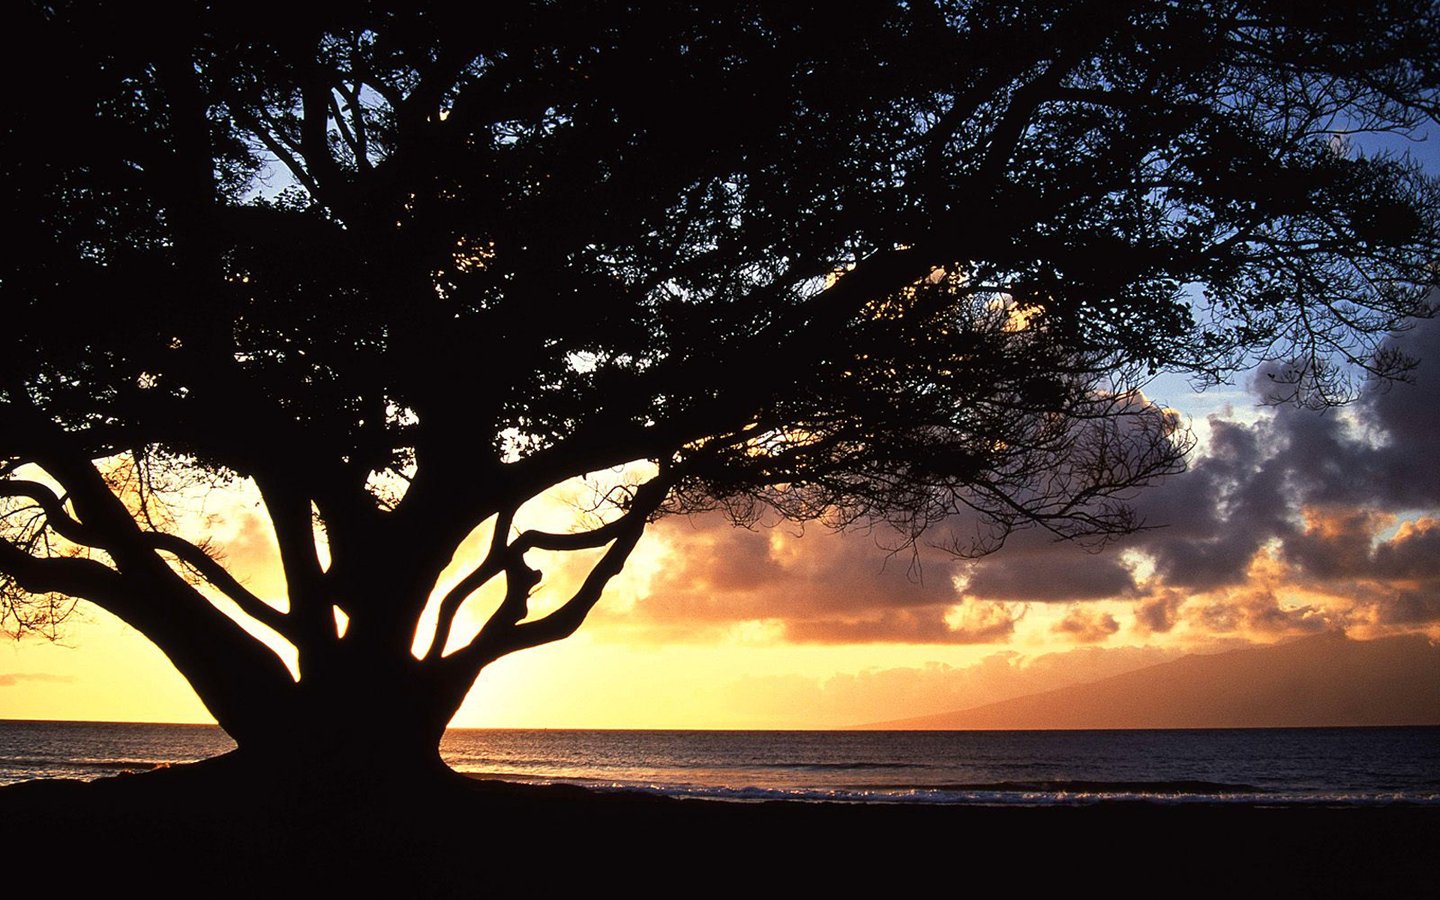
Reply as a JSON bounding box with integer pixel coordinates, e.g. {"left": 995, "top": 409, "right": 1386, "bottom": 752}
{"left": 1, "top": 767, "right": 1434, "bottom": 896}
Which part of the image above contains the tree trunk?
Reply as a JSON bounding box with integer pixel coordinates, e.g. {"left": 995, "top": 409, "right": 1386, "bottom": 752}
{"left": 182, "top": 648, "right": 469, "bottom": 797}
{"left": 236, "top": 707, "right": 451, "bottom": 790}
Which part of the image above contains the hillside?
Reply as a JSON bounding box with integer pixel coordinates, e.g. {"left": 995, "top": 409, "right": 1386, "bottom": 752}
{"left": 858, "top": 632, "right": 1440, "bottom": 730}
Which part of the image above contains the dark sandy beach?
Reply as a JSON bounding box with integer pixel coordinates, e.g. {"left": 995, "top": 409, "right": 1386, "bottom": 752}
{"left": 1, "top": 765, "right": 1434, "bottom": 897}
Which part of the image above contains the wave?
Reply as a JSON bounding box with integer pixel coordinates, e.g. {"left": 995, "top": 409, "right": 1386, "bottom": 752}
{"left": 859, "top": 779, "right": 1268, "bottom": 794}
{"left": 443, "top": 757, "right": 929, "bottom": 773}
{"left": 460, "top": 775, "right": 1440, "bottom": 808}
{"left": 0, "top": 756, "right": 176, "bottom": 772}
{"left": 740, "top": 761, "right": 925, "bottom": 771}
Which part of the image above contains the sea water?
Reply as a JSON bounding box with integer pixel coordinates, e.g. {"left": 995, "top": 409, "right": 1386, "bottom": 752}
{"left": 2, "top": 720, "right": 1436, "bottom": 805}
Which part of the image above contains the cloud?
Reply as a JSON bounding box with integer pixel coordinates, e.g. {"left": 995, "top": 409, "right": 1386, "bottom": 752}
{"left": 0, "top": 673, "right": 74, "bottom": 687}
{"left": 1191, "top": 588, "right": 1332, "bottom": 636}
{"left": 1104, "top": 316, "right": 1440, "bottom": 635}
{"left": 611, "top": 511, "right": 1031, "bottom": 644}
{"left": 614, "top": 316, "right": 1440, "bottom": 642}
{"left": 957, "top": 528, "right": 1138, "bottom": 601}
{"left": 1133, "top": 589, "right": 1187, "bottom": 634}
{"left": 1367, "top": 587, "right": 1440, "bottom": 626}
{"left": 613, "top": 514, "right": 972, "bottom": 635}
{"left": 1052, "top": 607, "right": 1120, "bottom": 643}
{"left": 784, "top": 599, "right": 1021, "bottom": 645}
{"left": 188, "top": 508, "right": 289, "bottom": 605}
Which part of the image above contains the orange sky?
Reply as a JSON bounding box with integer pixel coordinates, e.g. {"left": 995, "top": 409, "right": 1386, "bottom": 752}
{"left": 4, "top": 320, "right": 1440, "bottom": 729}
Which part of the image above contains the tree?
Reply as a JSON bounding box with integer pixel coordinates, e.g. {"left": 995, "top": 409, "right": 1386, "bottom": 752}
{"left": 3, "top": 1, "right": 1437, "bottom": 784}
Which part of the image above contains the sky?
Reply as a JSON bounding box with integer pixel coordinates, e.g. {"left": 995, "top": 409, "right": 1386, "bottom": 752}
{"left": 4, "top": 141, "right": 1440, "bottom": 731}
{"left": 4, "top": 310, "right": 1438, "bottom": 729}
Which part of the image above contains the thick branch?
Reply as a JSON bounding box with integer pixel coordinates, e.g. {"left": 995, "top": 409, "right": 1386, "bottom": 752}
{"left": 512, "top": 514, "right": 651, "bottom": 553}
{"left": 0, "top": 498, "right": 299, "bottom": 738}
{"left": 0, "top": 479, "right": 99, "bottom": 548}
{"left": 977, "top": 54, "right": 1080, "bottom": 185}
{"left": 328, "top": 89, "right": 362, "bottom": 167}
{"left": 442, "top": 477, "right": 668, "bottom": 677}
{"left": 230, "top": 104, "right": 322, "bottom": 197}
{"left": 0, "top": 537, "right": 126, "bottom": 605}
{"left": 141, "top": 531, "right": 292, "bottom": 637}
{"left": 254, "top": 473, "right": 331, "bottom": 644}
{"left": 492, "top": 506, "right": 647, "bottom": 654}
{"left": 423, "top": 484, "right": 665, "bottom": 662}
{"left": 295, "top": 61, "right": 355, "bottom": 220}
{"left": 4, "top": 409, "right": 293, "bottom": 637}
{"left": 479, "top": 553, "right": 541, "bottom": 645}
{"left": 0, "top": 474, "right": 291, "bottom": 635}
{"left": 424, "top": 504, "right": 515, "bottom": 662}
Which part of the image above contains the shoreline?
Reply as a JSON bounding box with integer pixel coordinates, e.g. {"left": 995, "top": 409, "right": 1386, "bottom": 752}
{"left": 2, "top": 770, "right": 1436, "bottom": 896}
{"left": 9, "top": 761, "right": 1439, "bottom": 806}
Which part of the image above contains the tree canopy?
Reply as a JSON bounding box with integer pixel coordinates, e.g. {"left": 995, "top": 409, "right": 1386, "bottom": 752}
{"left": 2, "top": 0, "right": 1438, "bottom": 775}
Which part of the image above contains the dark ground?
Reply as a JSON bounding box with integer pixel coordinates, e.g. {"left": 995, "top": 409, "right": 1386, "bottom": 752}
{"left": 1, "top": 763, "right": 1435, "bottom": 897}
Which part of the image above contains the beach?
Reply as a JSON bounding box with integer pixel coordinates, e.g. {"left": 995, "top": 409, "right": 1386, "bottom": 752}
{"left": 2, "top": 722, "right": 1436, "bottom": 895}
{"left": 2, "top": 765, "right": 1435, "bottom": 897}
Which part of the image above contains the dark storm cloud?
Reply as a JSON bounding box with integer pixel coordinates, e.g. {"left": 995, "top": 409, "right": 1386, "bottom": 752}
{"left": 957, "top": 527, "right": 1139, "bottom": 601}
{"left": 1281, "top": 512, "right": 1440, "bottom": 583}
{"left": 1354, "top": 318, "right": 1440, "bottom": 506}
{"left": 1368, "top": 587, "right": 1440, "bottom": 626}
{"left": 1284, "top": 311, "right": 1440, "bottom": 510}
{"left": 1101, "top": 315, "right": 1440, "bottom": 631}
{"left": 619, "top": 316, "right": 1440, "bottom": 639}
{"left": 1127, "top": 417, "right": 1298, "bottom": 591}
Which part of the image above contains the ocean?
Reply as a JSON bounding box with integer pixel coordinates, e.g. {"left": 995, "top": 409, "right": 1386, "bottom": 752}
{"left": 2, "top": 720, "right": 1436, "bottom": 806}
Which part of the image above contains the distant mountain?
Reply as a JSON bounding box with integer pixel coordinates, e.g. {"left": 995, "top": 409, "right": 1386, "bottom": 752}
{"left": 856, "top": 632, "right": 1440, "bottom": 730}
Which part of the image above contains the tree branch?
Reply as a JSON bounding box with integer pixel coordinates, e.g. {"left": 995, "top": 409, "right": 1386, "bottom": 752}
{"left": 0, "top": 538, "right": 123, "bottom": 602}
{"left": 328, "top": 87, "right": 365, "bottom": 169}
{"left": 423, "top": 503, "right": 515, "bottom": 662}
{"left": 296, "top": 61, "right": 354, "bottom": 219}
{"left": 511, "top": 513, "right": 652, "bottom": 553}
{"left": 141, "top": 531, "right": 292, "bottom": 637}
{"left": 0, "top": 479, "right": 100, "bottom": 548}
{"left": 0, "top": 456, "right": 300, "bottom": 731}
{"left": 977, "top": 56, "right": 1077, "bottom": 185}
{"left": 254, "top": 473, "right": 331, "bottom": 643}
{"left": 490, "top": 503, "right": 648, "bottom": 654}
{"left": 443, "top": 476, "right": 669, "bottom": 676}
{"left": 230, "top": 104, "right": 322, "bottom": 198}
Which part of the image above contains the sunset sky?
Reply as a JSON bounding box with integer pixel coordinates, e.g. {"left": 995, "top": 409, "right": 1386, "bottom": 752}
{"left": 4, "top": 310, "right": 1439, "bottom": 729}
{"left": 5, "top": 128, "right": 1440, "bottom": 731}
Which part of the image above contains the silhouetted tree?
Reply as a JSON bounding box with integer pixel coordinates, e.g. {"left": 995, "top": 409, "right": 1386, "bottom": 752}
{"left": 3, "top": 1, "right": 1437, "bottom": 781}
